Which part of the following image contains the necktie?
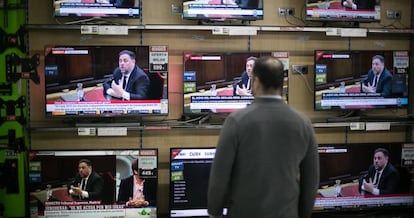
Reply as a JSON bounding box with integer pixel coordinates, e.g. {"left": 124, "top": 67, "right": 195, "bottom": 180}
{"left": 81, "top": 178, "right": 86, "bottom": 190}
{"left": 373, "top": 171, "right": 380, "bottom": 185}
{"left": 372, "top": 75, "right": 378, "bottom": 87}
{"left": 246, "top": 77, "right": 251, "bottom": 91}
{"left": 122, "top": 76, "right": 128, "bottom": 90}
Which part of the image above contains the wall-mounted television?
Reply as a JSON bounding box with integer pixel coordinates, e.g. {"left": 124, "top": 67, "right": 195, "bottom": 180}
{"left": 44, "top": 45, "right": 168, "bottom": 117}
{"left": 305, "top": 0, "right": 380, "bottom": 23}
{"left": 183, "top": 51, "right": 289, "bottom": 116}
{"left": 315, "top": 142, "right": 414, "bottom": 213}
{"left": 169, "top": 144, "right": 414, "bottom": 217}
{"left": 169, "top": 147, "right": 227, "bottom": 217}
{"left": 182, "top": 0, "right": 264, "bottom": 21}
{"left": 29, "top": 149, "right": 158, "bottom": 217}
{"left": 314, "top": 50, "right": 409, "bottom": 112}
{"left": 53, "top": 0, "right": 140, "bottom": 18}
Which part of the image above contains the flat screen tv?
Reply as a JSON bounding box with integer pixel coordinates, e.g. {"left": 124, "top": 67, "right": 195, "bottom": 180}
{"left": 53, "top": 0, "right": 140, "bottom": 18}
{"left": 183, "top": 51, "right": 289, "bottom": 115}
{"left": 305, "top": 0, "right": 380, "bottom": 23}
{"left": 44, "top": 45, "right": 168, "bottom": 117}
{"left": 28, "top": 149, "right": 158, "bottom": 217}
{"left": 314, "top": 50, "right": 409, "bottom": 112}
{"left": 182, "top": 0, "right": 263, "bottom": 21}
{"left": 169, "top": 147, "right": 227, "bottom": 217}
{"left": 315, "top": 142, "right": 414, "bottom": 213}
{"left": 169, "top": 144, "right": 414, "bottom": 217}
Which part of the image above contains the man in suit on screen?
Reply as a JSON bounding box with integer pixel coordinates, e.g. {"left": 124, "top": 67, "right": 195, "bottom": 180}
{"left": 68, "top": 159, "right": 104, "bottom": 201}
{"left": 359, "top": 148, "right": 400, "bottom": 195}
{"left": 233, "top": 56, "right": 256, "bottom": 96}
{"left": 361, "top": 55, "right": 393, "bottom": 97}
{"left": 103, "top": 50, "right": 150, "bottom": 100}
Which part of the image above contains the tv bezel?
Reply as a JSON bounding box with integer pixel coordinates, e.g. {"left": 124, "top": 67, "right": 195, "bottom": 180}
{"left": 313, "top": 49, "right": 410, "bottom": 112}
{"left": 182, "top": 51, "right": 289, "bottom": 116}
{"left": 181, "top": 0, "right": 264, "bottom": 22}
{"left": 314, "top": 142, "right": 414, "bottom": 213}
{"left": 52, "top": 0, "right": 141, "bottom": 18}
{"left": 304, "top": 0, "right": 381, "bottom": 23}
{"left": 44, "top": 45, "right": 169, "bottom": 118}
{"left": 28, "top": 148, "right": 159, "bottom": 217}
{"left": 169, "top": 147, "right": 226, "bottom": 218}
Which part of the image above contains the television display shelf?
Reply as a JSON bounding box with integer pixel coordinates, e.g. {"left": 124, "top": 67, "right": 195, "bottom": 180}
{"left": 25, "top": 24, "right": 414, "bottom": 35}
{"left": 29, "top": 119, "right": 414, "bottom": 132}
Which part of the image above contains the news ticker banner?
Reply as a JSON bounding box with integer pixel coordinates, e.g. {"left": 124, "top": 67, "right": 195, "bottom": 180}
{"left": 314, "top": 194, "right": 414, "bottom": 209}
{"left": 42, "top": 201, "right": 156, "bottom": 218}
{"left": 320, "top": 93, "right": 408, "bottom": 107}
{"left": 190, "top": 96, "right": 254, "bottom": 110}
{"left": 46, "top": 99, "right": 169, "bottom": 115}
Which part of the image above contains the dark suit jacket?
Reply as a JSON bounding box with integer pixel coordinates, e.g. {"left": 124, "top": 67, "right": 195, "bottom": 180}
{"left": 359, "top": 163, "right": 400, "bottom": 195}
{"left": 103, "top": 66, "right": 150, "bottom": 100}
{"left": 69, "top": 171, "right": 104, "bottom": 201}
{"left": 233, "top": 71, "right": 251, "bottom": 95}
{"left": 362, "top": 68, "right": 393, "bottom": 97}
{"left": 117, "top": 176, "right": 157, "bottom": 206}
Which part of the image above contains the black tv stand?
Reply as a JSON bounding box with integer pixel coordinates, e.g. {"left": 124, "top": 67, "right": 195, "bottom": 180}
{"left": 326, "top": 110, "right": 413, "bottom": 123}
{"left": 320, "top": 21, "right": 360, "bottom": 28}
{"left": 327, "top": 110, "right": 365, "bottom": 122}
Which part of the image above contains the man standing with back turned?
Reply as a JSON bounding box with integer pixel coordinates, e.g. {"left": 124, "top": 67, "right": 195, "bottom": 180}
{"left": 208, "top": 56, "right": 319, "bottom": 218}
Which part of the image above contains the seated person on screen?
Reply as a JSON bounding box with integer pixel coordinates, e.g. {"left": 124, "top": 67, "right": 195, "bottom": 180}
{"left": 233, "top": 56, "right": 256, "bottom": 96}
{"left": 117, "top": 158, "right": 157, "bottom": 207}
{"left": 361, "top": 55, "right": 392, "bottom": 97}
{"left": 342, "top": 0, "right": 376, "bottom": 10}
{"left": 359, "top": 148, "right": 400, "bottom": 195}
{"left": 68, "top": 159, "right": 104, "bottom": 201}
{"left": 103, "top": 50, "right": 150, "bottom": 100}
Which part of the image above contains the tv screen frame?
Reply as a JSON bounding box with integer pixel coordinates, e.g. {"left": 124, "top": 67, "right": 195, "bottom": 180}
{"left": 53, "top": 0, "right": 140, "bottom": 18}
{"left": 182, "top": 0, "right": 264, "bottom": 21}
{"left": 169, "top": 144, "right": 414, "bottom": 217}
{"left": 183, "top": 51, "right": 289, "bottom": 116}
{"left": 314, "top": 50, "right": 409, "bottom": 112}
{"left": 44, "top": 45, "right": 169, "bottom": 118}
{"left": 169, "top": 147, "right": 228, "bottom": 217}
{"left": 305, "top": 0, "right": 381, "bottom": 23}
{"left": 28, "top": 149, "right": 159, "bottom": 218}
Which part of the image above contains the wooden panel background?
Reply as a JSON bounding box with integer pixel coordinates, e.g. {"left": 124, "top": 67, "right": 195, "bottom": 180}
{"left": 28, "top": 0, "right": 413, "bottom": 216}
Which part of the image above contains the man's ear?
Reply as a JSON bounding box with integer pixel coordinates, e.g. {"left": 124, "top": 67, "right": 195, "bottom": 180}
{"left": 252, "top": 76, "right": 261, "bottom": 94}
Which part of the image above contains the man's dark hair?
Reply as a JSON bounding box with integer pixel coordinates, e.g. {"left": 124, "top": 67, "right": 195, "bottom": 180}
{"left": 374, "top": 147, "right": 389, "bottom": 157}
{"left": 252, "top": 56, "right": 285, "bottom": 91}
{"left": 131, "top": 158, "right": 138, "bottom": 172}
{"left": 78, "top": 159, "right": 92, "bottom": 167}
{"left": 119, "top": 50, "right": 136, "bottom": 60}
{"left": 246, "top": 56, "right": 257, "bottom": 63}
{"left": 372, "top": 55, "right": 384, "bottom": 64}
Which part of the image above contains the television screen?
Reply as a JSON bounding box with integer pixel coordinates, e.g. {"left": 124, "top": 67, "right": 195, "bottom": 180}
{"left": 169, "top": 145, "right": 414, "bottom": 217}
{"left": 169, "top": 147, "right": 227, "bottom": 217}
{"left": 53, "top": 0, "right": 140, "bottom": 17}
{"left": 305, "top": 0, "right": 380, "bottom": 22}
{"left": 29, "top": 149, "right": 158, "bottom": 217}
{"left": 45, "top": 45, "right": 168, "bottom": 117}
{"left": 182, "top": 0, "right": 263, "bottom": 21}
{"left": 314, "top": 50, "right": 409, "bottom": 111}
{"left": 183, "top": 51, "right": 289, "bottom": 115}
{"left": 315, "top": 142, "right": 414, "bottom": 212}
